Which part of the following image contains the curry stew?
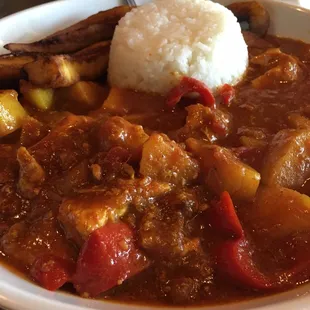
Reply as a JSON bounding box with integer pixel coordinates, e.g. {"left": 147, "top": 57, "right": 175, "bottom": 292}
{"left": 1, "top": 17, "right": 310, "bottom": 307}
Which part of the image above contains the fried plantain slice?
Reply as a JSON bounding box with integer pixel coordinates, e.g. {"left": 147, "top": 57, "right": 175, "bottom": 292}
{"left": 0, "top": 54, "right": 35, "bottom": 81}
{"left": 4, "top": 6, "right": 131, "bottom": 55}
{"left": 24, "top": 41, "right": 110, "bottom": 88}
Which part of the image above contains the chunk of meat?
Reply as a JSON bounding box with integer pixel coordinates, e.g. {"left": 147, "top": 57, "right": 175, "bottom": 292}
{"left": 261, "top": 129, "right": 310, "bottom": 189}
{"left": 0, "top": 184, "right": 26, "bottom": 227}
{"left": 31, "top": 255, "right": 75, "bottom": 291}
{"left": 139, "top": 207, "right": 186, "bottom": 258}
{"left": 0, "top": 145, "right": 17, "bottom": 184}
{"left": 187, "top": 139, "right": 261, "bottom": 201}
{"left": 29, "top": 115, "right": 96, "bottom": 176}
{"left": 17, "top": 147, "right": 46, "bottom": 199}
{"left": 73, "top": 221, "right": 149, "bottom": 297}
{"left": 175, "top": 104, "right": 231, "bottom": 143}
{"left": 58, "top": 178, "right": 171, "bottom": 246}
{"left": 1, "top": 211, "right": 76, "bottom": 270}
{"left": 52, "top": 160, "right": 90, "bottom": 196}
{"left": 243, "top": 186, "right": 310, "bottom": 240}
{"left": 158, "top": 251, "right": 214, "bottom": 304}
{"left": 251, "top": 48, "right": 303, "bottom": 88}
{"left": 20, "top": 116, "right": 49, "bottom": 147}
{"left": 99, "top": 116, "right": 149, "bottom": 161}
{"left": 140, "top": 134, "right": 199, "bottom": 186}
{"left": 90, "top": 147, "right": 134, "bottom": 183}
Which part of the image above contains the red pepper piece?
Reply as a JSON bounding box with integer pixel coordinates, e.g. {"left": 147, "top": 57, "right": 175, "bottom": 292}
{"left": 218, "top": 84, "right": 235, "bottom": 107}
{"left": 212, "top": 192, "right": 310, "bottom": 291}
{"left": 166, "top": 76, "right": 215, "bottom": 109}
{"left": 209, "top": 191, "right": 243, "bottom": 239}
{"left": 73, "top": 221, "right": 149, "bottom": 297}
{"left": 31, "top": 255, "right": 75, "bottom": 291}
{"left": 217, "top": 238, "right": 273, "bottom": 289}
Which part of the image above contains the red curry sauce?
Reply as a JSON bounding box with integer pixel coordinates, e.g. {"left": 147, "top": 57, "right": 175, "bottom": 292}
{"left": 1, "top": 34, "right": 310, "bottom": 306}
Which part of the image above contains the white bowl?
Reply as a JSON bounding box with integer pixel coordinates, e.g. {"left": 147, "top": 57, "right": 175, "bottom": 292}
{"left": 0, "top": 0, "right": 310, "bottom": 309}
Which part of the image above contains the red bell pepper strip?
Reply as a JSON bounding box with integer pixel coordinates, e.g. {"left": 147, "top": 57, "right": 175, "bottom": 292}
{"left": 30, "top": 255, "right": 75, "bottom": 291}
{"left": 218, "top": 84, "right": 235, "bottom": 107}
{"left": 166, "top": 76, "right": 216, "bottom": 109}
{"left": 209, "top": 192, "right": 310, "bottom": 290}
{"left": 73, "top": 221, "right": 150, "bottom": 297}
{"left": 209, "top": 191, "right": 243, "bottom": 239}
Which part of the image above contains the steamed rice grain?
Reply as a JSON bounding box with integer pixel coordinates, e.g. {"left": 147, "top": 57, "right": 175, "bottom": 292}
{"left": 108, "top": 0, "right": 248, "bottom": 95}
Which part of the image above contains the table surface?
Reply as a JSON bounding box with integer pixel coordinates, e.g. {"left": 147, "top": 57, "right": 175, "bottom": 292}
{"left": 0, "top": 0, "right": 53, "bottom": 18}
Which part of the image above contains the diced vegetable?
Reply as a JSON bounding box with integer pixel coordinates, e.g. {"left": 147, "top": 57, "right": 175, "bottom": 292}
{"left": 210, "top": 192, "right": 310, "bottom": 291}
{"left": 20, "top": 80, "right": 54, "bottom": 111}
{"left": 187, "top": 139, "right": 260, "bottom": 201}
{"left": 245, "top": 186, "right": 310, "bottom": 240}
{"left": 58, "top": 178, "right": 171, "bottom": 246}
{"left": 102, "top": 87, "right": 166, "bottom": 116}
{"left": 73, "top": 221, "right": 150, "bottom": 297}
{"left": 166, "top": 76, "right": 215, "bottom": 108}
{"left": 31, "top": 255, "right": 75, "bottom": 291}
{"left": 0, "top": 90, "right": 27, "bottom": 137}
{"left": 140, "top": 133, "right": 199, "bottom": 186}
{"left": 58, "top": 188, "right": 130, "bottom": 246}
{"left": 55, "top": 81, "right": 108, "bottom": 113}
{"left": 261, "top": 129, "right": 310, "bottom": 189}
{"left": 218, "top": 84, "right": 235, "bottom": 107}
{"left": 208, "top": 192, "right": 243, "bottom": 239}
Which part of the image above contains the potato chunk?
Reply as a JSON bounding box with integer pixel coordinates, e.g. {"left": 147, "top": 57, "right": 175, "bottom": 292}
{"left": 140, "top": 134, "right": 199, "bottom": 186}
{"left": 261, "top": 129, "right": 310, "bottom": 189}
{"left": 99, "top": 116, "right": 149, "bottom": 161}
{"left": 20, "top": 80, "right": 54, "bottom": 111}
{"left": 55, "top": 81, "right": 108, "bottom": 113}
{"left": 244, "top": 186, "right": 310, "bottom": 240}
{"left": 187, "top": 138, "right": 260, "bottom": 201}
{"left": 0, "top": 90, "right": 27, "bottom": 137}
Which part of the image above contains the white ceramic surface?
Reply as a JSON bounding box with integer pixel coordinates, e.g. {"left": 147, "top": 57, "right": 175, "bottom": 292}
{"left": 0, "top": 0, "right": 310, "bottom": 309}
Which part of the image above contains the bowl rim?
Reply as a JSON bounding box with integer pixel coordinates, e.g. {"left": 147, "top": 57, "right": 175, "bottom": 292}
{"left": 0, "top": 0, "right": 310, "bottom": 310}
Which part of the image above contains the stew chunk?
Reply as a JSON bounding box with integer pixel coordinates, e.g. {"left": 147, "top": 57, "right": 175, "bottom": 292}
{"left": 59, "top": 178, "right": 171, "bottom": 246}
{"left": 187, "top": 138, "right": 260, "bottom": 201}
{"left": 99, "top": 116, "right": 149, "bottom": 161}
{"left": 73, "top": 221, "right": 149, "bottom": 297}
{"left": 261, "top": 129, "right": 310, "bottom": 189}
{"left": 29, "top": 115, "right": 95, "bottom": 175}
{"left": 140, "top": 133, "right": 199, "bottom": 186}
{"left": 244, "top": 186, "right": 310, "bottom": 240}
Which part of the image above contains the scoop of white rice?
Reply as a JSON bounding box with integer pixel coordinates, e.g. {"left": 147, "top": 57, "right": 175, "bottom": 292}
{"left": 108, "top": 0, "right": 248, "bottom": 95}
